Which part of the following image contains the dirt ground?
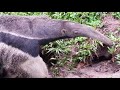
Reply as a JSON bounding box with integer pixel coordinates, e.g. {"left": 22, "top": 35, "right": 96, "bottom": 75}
{"left": 52, "top": 61, "right": 120, "bottom": 78}
{"left": 48, "top": 15, "right": 120, "bottom": 78}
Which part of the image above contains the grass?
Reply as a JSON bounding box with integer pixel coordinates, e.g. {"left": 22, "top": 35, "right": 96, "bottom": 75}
{"left": 1, "top": 12, "right": 120, "bottom": 76}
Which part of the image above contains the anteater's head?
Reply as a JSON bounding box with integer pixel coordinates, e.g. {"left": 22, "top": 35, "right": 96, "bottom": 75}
{"left": 62, "top": 21, "right": 113, "bottom": 46}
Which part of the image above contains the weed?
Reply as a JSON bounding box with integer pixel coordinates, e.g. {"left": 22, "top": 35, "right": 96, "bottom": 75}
{"left": 112, "top": 12, "right": 120, "bottom": 19}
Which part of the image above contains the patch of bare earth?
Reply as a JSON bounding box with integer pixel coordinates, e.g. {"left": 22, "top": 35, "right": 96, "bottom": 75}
{"left": 52, "top": 60, "right": 120, "bottom": 78}
{"left": 49, "top": 15, "right": 120, "bottom": 78}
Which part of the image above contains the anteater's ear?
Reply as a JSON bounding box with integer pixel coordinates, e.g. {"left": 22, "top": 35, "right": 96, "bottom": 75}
{"left": 61, "top": 29, "right": 67, "bottom": 35}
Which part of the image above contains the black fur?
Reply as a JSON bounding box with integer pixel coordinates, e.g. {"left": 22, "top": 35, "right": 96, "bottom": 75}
{"left": 0, "top": 32, "right": 39, "bottom": 57}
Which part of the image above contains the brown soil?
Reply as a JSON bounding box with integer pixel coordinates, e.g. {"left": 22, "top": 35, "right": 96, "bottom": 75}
{"left": 49, "top": 15, "right": 120, "bottom": 78}
{"left": 59, "top": 61, "right": 120, "bottom": 78}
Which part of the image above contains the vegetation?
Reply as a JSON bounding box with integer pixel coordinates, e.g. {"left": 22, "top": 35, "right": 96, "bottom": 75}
{"left": 1, "top": 12, "right": 120, "bottom": 76}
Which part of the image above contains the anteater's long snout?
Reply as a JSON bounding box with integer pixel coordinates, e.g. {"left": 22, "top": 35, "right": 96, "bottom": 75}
{"left": 79, "top": 25, "right": 113, "bottom": 46}
{"left": 64, "top": 22, "right": 113, "bottom": 46}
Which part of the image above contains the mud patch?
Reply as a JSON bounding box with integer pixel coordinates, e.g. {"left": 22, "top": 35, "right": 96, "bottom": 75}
{"left": 78, "top": 61, "right": 120, "bottom": 78}
{"left": 50, "top": 61, "right": 120, "bottom": 78}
